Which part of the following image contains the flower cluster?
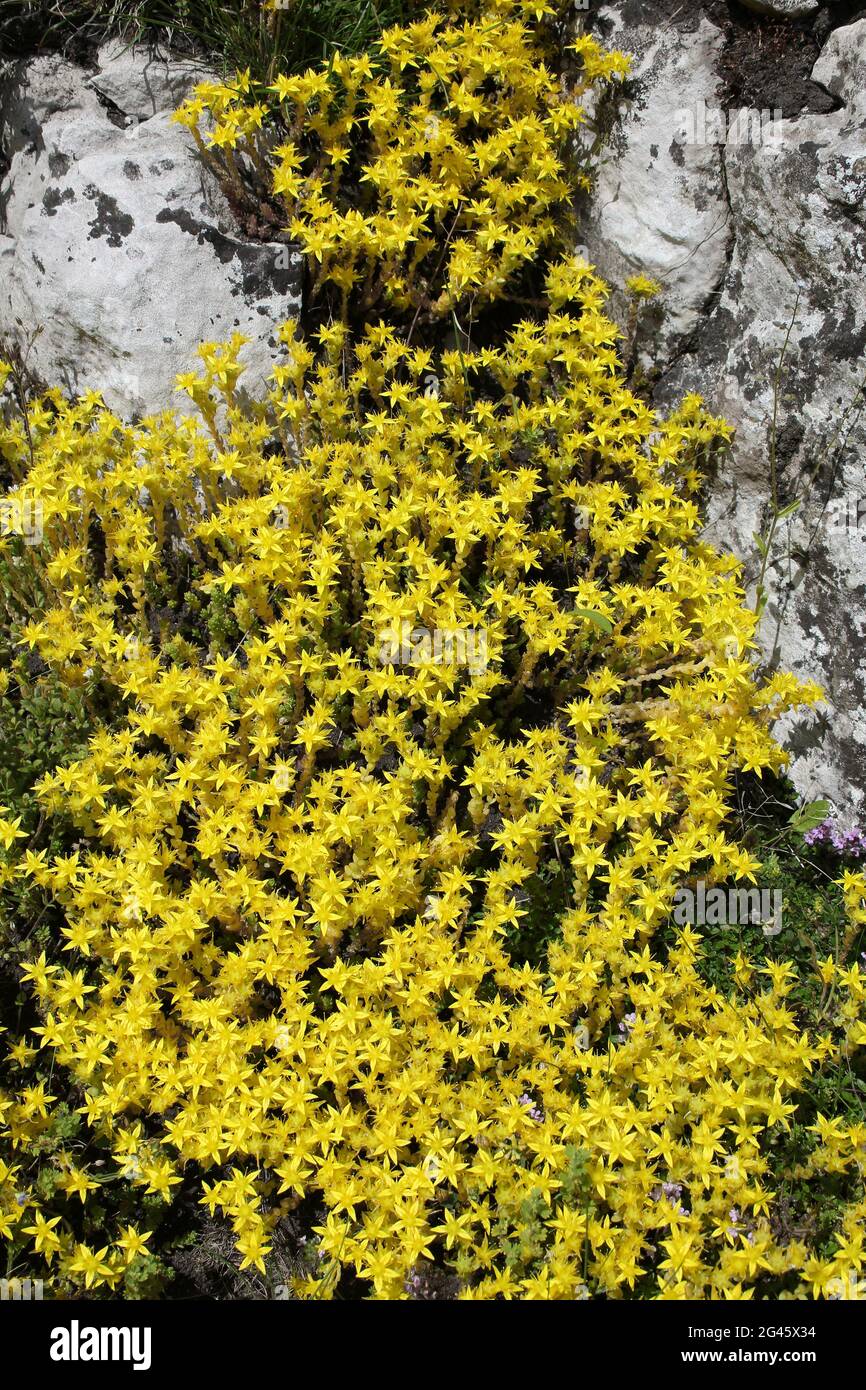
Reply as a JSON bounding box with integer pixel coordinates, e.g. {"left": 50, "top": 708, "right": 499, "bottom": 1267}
{"left": 174, "top": 1, "right": 629, "bottom": 322}
{"left": 0, "top": 2, "right": 862, "bottom": 1303}
{"left": 804, "top": 819, "right": 866, "bottom": 860}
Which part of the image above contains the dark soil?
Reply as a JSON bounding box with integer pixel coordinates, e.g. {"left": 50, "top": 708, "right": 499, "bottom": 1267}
{"left": 592, "top": 1, "right": 866, "bottom": 118}
{"left": 717, "top": 5, "right": 843, "bottom": 116}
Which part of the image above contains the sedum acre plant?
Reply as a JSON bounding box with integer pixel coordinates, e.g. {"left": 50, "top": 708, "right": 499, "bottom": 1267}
{"left": 173, "top": 1, "right": 629, "bottom": 324}
{"left": 1, "top": 0, "right": 864, "bottom": 1301}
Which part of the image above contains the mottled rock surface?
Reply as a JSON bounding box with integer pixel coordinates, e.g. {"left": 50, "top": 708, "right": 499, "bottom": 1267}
{"left": 740, "top": 0, "right": 819, "bottom": 18}
{"left": 0, "top": 44, "right": 301, "bottom": 419}
{"left": 584, "top": 2, "right": 866, "bottom": 813}
{"left": 580, "top": 8, "right": 731, "bottom": 374}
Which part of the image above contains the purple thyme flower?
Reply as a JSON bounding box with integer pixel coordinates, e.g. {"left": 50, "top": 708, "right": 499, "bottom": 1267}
{"left": 805, "top": 817, "right": 866, "bottom": 860}
{"left": 519, "top": 1093, "right": 544, "bottom": 1121}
